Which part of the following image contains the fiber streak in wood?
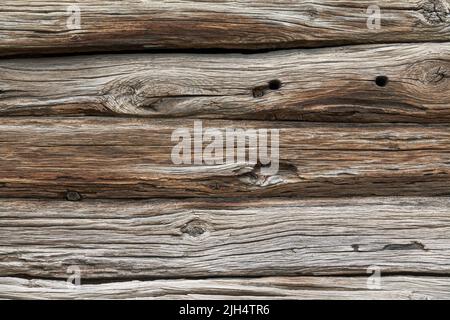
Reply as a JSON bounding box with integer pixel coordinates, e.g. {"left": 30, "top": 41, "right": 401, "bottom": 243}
{"left": 1, "top": 197, "right": 450, "bottom": 278}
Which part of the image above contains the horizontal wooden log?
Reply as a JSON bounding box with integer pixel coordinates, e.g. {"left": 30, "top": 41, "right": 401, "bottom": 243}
{"left": 1, "top": 197, "right": 450, "bottom": 278}
{"left": 2, "top": 117, "right": 450, "bottom": 199}
{"left": 1, "top": 1, "right": 450, "bottom": 55}
{"left": 1, "top": 118, "right": 450, "bottom": 198}
{"left": 1, "top": 276, "right": 449, "bottom": 300}
{"left": 1, "top": 43, "right": 450, "bottom": 122}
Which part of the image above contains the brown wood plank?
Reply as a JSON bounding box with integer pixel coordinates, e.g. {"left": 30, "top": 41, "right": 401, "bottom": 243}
{"left": 1, "top": 197, "right": 450, "bottom": 278}
{"left": 1, "top": 1, "right": 450, "bottom": 55}
{"left": 1, "top": 43, "right": 450, "bottom": 122}
{"left": 1, "top": 118, "right": 450, "bottom": 199}
{"left": 1, "top": 276, "right": 449, "bottom": 300}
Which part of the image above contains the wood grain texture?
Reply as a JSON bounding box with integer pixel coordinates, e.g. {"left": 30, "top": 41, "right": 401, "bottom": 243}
{"left": 2, "top": 43, "right": 450, "bottom": 122}
{"left": 3, "top": 0, "right": 450, "bottom": 302}
{"left": 1, "top": 197, "right": 450, "bottom": 279}
{"left": 1, "top": 276, "right": 449, "bottom": 300}
{"left": 1, "top": 118, "right": 450, "bottom": 198}
{"left": 1, "top": 0, "right": 450, "bottom": 55}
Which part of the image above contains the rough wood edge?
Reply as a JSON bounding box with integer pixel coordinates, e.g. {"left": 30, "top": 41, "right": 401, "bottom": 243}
{"left": 1, "top": 276, "right": 449, "bottom": 300}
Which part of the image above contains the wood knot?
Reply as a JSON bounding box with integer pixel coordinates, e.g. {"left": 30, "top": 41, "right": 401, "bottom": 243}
{"left": 181, "top": 219, "right": 209, "bottom": 238}
{"left": 428, "top": 65, "right": 449, "bottom": 84}
{"left": 70, "top": 34, "right": 82, "bottom": 42}
{"left": 102, "top": 76, "right": 202, "bottom": 115}
{"left": 419, "top": 0, "right": 449, "bottom": 24}
{"left": 66, "top": 191, "right": 82, "bottom": 201}
{"left": 404, "top": 60, "right": 450, "bottom": 101}
{"left": 101, "top": 77, "right": 144, "bottom": 113}
{"left": 304, "top": 6, "right": 319, "bottom": 20}
{"left": 410, "top": 61, "right": 450, "bottom": 84}
{"left": 252, "top": 87, "right": 265, "bottom": 98}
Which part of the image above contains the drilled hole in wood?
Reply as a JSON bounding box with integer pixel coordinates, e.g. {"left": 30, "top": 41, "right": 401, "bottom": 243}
{"left": 375, "top": 76, "right": 388, "bottom": 87}
{"left": 268, "top": 79, "right": 282, "bottom": 90}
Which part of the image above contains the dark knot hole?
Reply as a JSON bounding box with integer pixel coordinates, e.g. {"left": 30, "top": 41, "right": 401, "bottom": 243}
{"left": 375, "top": 76, "right": 388, "bottom": 87}
{"left": 268, "top": 79, "right": 282, "bottom": 90}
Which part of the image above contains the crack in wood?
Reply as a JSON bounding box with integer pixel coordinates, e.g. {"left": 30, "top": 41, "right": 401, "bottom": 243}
{"left": 383, "top": 241, "right": 427, "bottom": 251}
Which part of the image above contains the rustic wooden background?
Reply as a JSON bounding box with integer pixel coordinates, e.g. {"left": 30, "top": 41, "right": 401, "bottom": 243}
{"left": 1, "top": 0, "right": 450, "bottom": 299}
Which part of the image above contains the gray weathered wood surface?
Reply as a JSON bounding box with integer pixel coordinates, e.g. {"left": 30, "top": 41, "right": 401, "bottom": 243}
{"left": 1, "top": 43, "right": 450, "bottom": 122}
{"left": 1, "top": 197, "right": 450, "bottom": 279}
{"left": 1, "top": 118, "right": 450, "bottom": 199}
{"left": 1, "top": 276, "right": 449, "bottom": 300}
{"left": 1, "top": 0, "right": 450, "bottom": 55}
{"left": 2, "top": 0, "right": 450, "bottom": 300}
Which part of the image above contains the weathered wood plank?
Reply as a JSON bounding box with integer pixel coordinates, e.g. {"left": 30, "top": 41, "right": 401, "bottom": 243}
{"left": 1, "top": 276, "right": 449, "bottom": 300}
{"left": 1, "top": 43, "right": 450, "bottom": 122}
{"left": 1, "top": 0, "right": 450, "bottom": 55}
{"left": 1, "top": 118, "right": 450, "bottom": 198}
{"left": 1, "top": 197, "right": 450, "bottom": 278}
